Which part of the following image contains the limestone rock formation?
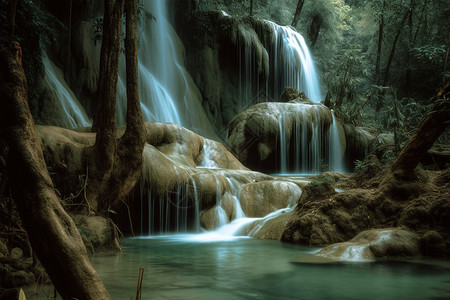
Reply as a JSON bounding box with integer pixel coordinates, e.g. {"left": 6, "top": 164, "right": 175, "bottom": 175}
{"left": 227, "top": 92, "right": 350, "bottom": 173}
{"left": 37, "top": 122, "right": 300, "bottom": 237}
{"left": 313, "top": 228, "right": 421, "bottom": 261}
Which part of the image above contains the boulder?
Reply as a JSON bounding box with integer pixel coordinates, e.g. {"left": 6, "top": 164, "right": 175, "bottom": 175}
{"left": 9, "top": 248, "right": 23, "bottom": 260}
{"left": 239, "top": 181, "right": 301, "bottom": 217}
{"left": 314, "top": 228, "right": 421, "bottom": 261}
{"left": 73, "top": 215, "right": 121, "bottom": 254}
{"left": 227, "top": 99, "right": 350, "bottom": 173}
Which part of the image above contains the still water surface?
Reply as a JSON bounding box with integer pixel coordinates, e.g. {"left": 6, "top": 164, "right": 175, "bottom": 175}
{"left": 90, "top": 236, "right": 450, "bottom": 299}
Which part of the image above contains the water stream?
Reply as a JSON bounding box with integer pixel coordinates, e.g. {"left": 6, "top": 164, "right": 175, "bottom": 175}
{"left": 116, "top": 0, "right": 217, "bottom": 139}
{"left": 41, "top": 53, "right": 91, "bottom": 129}
{"left": 86, "top": 238, "right": 450, "bottom": 299}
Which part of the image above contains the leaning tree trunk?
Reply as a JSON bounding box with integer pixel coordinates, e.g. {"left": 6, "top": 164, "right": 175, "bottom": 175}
{"left": 291, "top": 0, "right": 305, "bottom": 27}
{"left": 0, "top": 42, "right": 111, "bottom": 299}
{"left": 381, "top": 82, "right": 450, "bottom": 186}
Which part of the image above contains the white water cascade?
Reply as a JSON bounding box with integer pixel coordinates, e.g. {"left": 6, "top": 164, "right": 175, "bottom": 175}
{"left": 41, "top": 53, "right": 91, "bottom": 129}
{"left": 329, "top": 110, "right": 346, "bottom": 172}
{"left": 276, "top": 104, "right": 348, "bottom": 174}
{"left": 266, "top": 20, "right": 322, "bottom": 103}
{"left": 116, "top": 0, "right": 217, "bottom": 139}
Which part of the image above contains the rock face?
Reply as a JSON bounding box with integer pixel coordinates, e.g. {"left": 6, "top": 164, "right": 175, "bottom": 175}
{"left": 240, "top": 181, "right": 301, "bottom": 217}
{"left": 282, "top": 168, "right": 450, "bottom": 256}
{"left": 227, "top": 92, "right": 357, "bottom": 173}
{"left": 37, "top": 122, "right": 301, "bottom": 238}
{"left": 314, "top": 228, "right": 421, "bottom": 261}
{"left": 73, "top": 215, "right": 121, "bottom": 254}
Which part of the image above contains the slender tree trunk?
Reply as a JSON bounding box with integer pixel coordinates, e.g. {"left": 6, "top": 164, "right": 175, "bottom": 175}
{"left": 291, "top": 0, "right": 305, "bottom": 27}
{"left": 405, "top": 0, "right": 414, "bottom": 96}
{"left": 7, "top": 0, "right": 19, "bottom": 37}
{"left": 249, "top": 0, "right": 254, "bottom": 16}
{"left": 86, "top": 0, "right": 124, "bottom": 211}
{"left": 382, "top": 8, "right": 410, "bottom": 87}
{"left": 0, "top": 41, "right": 111, "bottom": 300}
{"left": 413, "top": 0, "right": 426, "bottom": 44}
{"left": 308, "top": 14, "right": 322, "bottom": 46}
{"left": 375, "top": 0, "right": 385, "bottom": 86}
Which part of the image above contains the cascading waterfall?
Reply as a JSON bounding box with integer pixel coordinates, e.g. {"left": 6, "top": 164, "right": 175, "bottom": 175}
{"left": 266, "top": 20, "right": 322, "bottom": 103}
{"left": 116, "top": 0, "right": 217, "bottom": 139}
{"left": 329, "top": 110, "right": 346, "bottom": 172}
{"left": 41, "top": 53, "right": 91, "bottom": 129}
{"left": 276, "top": 104, "right": 346, "bottom": 174}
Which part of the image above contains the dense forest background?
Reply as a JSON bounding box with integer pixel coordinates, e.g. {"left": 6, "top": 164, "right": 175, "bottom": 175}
{"left": 198, "top": 0, "right": 450, "bottom": 144}
{"left": 1, "top": 0, "right": 449, "bottom": 152}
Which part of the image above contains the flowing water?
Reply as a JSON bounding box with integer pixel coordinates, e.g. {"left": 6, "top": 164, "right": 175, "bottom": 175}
{"left": 266, "top": 20, "right": 323, "bottom": 103}
{"left": 116, "top": 0, "right": 217, "bottom": 139}
{"left": 41, "top": 53, "right": 91, "bottom": 129}
{"left": 87, "top": 237, "right": 450, "bottom": 300}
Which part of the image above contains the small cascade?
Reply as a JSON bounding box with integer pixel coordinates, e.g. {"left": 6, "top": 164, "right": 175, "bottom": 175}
{"left": 276, "top": 104, "right": 327, "bottom": 174}
{"left": 213, "top": 176, "right": 228, "bottom": 228}
{"left": 41, "top": 53, "right": 91, "bottom": 129}
{"left": 198, "top": 139, "right": 220, "bottom": 169}
{"left": 266, "top": 21, "right": 322, "bottom": 103}
{"left": 329, "top": 110, "right": 346, "bottom": 172}
{"left": 225, "top": 178, "right": 246, "bottom": 220}
{"left": 116, "top": 0, "right": 217, "bottom": 139}
{"left": 275, "top": 104, "right": 347, "bottom": 174}
{"left": 140, "top": 179, "right": 200, "bottom": 235}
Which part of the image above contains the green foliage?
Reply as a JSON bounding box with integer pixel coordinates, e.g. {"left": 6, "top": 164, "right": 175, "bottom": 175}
{"left": 0, "top": 0, "right": 66, "bottom": 111}
{"left": 412, "top": 45, "right": 446, "bottom": 64}
{"left": 90, "top": 4, "right": 155, "bottom": 46}
{"left": 307, "top": 173, "right": 336, "bottom": 194}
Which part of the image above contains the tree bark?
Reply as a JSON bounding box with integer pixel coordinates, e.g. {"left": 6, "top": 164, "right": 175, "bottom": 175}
{"left": 0, "top": 42, "right": 111, "bottom": 300}
{"left": 112, "top": 0, "right": 146, "bottom": 210}
{"left": 86, "top": 0, "right": 145, "bottom": 212}
{"left": 308, "top": 14, "right": 322, "bottom": 47}
{"left": 291, "top": 0, "right": 305, "bottom": 27}
{"left": 375, "top": 0, "right": 385, "bottom": 86}
{"left": 249, "top": 0, "right": 254, "bottom": 16}
{"left": 382, "top": 8, "right": 410, "bottom": 87}
{"left": 86, "top": 0, "right": 124, "bottom": 212}
{"left": 383, "top": 82, "right": 450, "bottom": 181}
{"left": 7, "top": 0, "right": 19, "bottom": 37}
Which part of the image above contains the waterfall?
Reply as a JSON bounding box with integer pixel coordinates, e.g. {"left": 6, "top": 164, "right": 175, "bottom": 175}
{"left": 41, "top": 53, "right": 91, "bottom": 129}
{"left": 198, "top": 139, "right": 220, "bottom": 169}
{"left": 266, "top": 20, "right": 322, "bottom": 103}
{"left": 329, "top": 110, "right": 346, "bottom": 172}
{"left": 116, "top": 0, "right": 217, "bottom": 139}
{"left": 275, "top": 104, "right": 347, "bottom": 174}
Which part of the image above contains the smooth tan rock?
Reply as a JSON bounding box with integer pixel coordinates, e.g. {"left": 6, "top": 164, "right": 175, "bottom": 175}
{"left": 314, "top": 228, "right": 421, "bottom": 261}
{"left": 240, "top": 181, "right": 301, "bottom": 217}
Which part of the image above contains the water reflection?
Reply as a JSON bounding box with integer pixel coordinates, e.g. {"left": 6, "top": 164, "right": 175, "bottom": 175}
{"left": 87, "top": 238, "right": 450, "bottom": 299}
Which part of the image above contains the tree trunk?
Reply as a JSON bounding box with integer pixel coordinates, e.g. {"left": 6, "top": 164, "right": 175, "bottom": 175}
{"left": 86, "top": 0, "right": 145, "bottom": 212}
{"left": 249, "top": 0, "right": 254, "bottom": 16}
{"left": 383, "top": 82, "right": 450, "bottom": 182}
{"left": 0, "top": 41, "right": 111, "bottom": 300}
{"left": 7, "top": 0, "right": 19, "bottom": 37}
{"left": 111, "top": 0, "right": 146, "bottom": 210}
{"left": 382, "top": 8, "right": 410, "bottom": 87}
{"left": 308, "top": 14, "right": 322, "bottom": 47}
{"left": 405, "top": 0, "right": 414, "bottom": 96}
{"left": 375, "top": 0, "right": 385, "bottom": 86}
{"left": 86, "top": 0, "right": 124, "bottom": 212}
{"left": 291, "top": 0, "right": 305, "bottom": 27}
